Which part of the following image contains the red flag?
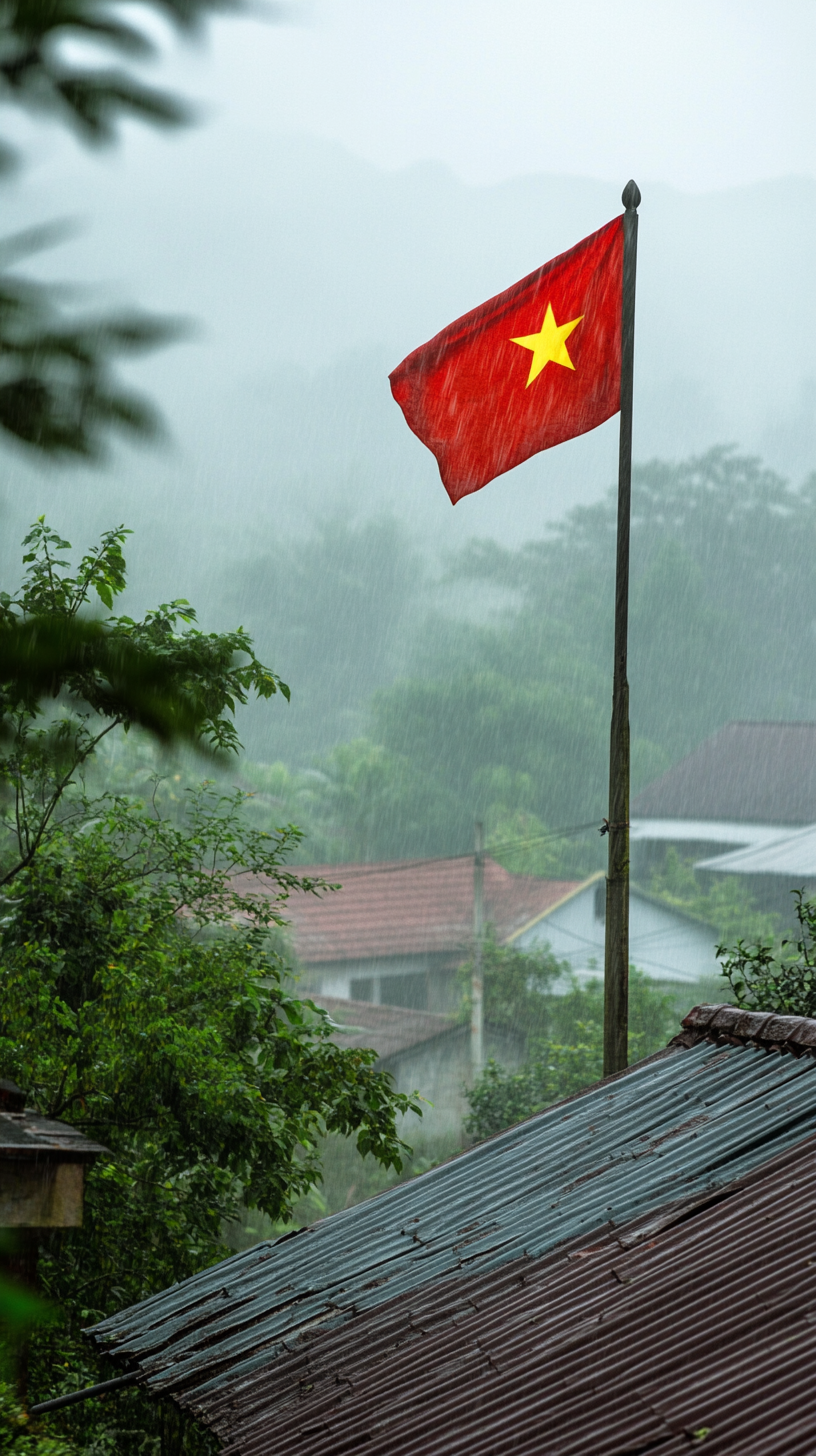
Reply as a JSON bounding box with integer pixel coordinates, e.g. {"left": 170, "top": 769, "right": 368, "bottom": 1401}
{"left": 390, "top": 216, "right": 623, "bottom": 505}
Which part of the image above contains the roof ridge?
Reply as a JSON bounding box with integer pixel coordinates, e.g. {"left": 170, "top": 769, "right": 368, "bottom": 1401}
{"left": 670, "top": 1002, "right": 816, "bottom": 1056}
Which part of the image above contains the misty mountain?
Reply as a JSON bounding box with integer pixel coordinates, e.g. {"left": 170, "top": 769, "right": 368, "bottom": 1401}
{"left": 2, "top": 129, "right": 815, "bottom": 586}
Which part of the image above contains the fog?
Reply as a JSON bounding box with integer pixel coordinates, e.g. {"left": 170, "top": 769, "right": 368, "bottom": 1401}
{"left": 2, "top": 0, "right": 815, "bottom": 802}
{"left": 4, "top": 0, "right": 816, "bottom": 1222}
{"left": 5, "top": 136, "right": 816, "bottom": 554}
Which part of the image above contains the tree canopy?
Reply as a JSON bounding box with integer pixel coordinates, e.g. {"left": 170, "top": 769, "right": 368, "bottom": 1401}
{"left": 461, "top": 941, "right": 677, "bottom": 1143}
{"left": 0, "top": 524, "right": 420, "bottom": 1453}
{"left": 0, "top": 517, "right": 289, "bottom": 886}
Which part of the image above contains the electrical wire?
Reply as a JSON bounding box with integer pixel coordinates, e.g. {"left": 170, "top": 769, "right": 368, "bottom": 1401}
{"left": 299, "top": 819, "right": 603, "bottom": 880}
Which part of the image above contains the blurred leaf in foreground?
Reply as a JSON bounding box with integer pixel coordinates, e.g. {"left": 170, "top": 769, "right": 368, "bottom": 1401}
{"left": 0, "top": 0, "right": 261, "bottom": 460}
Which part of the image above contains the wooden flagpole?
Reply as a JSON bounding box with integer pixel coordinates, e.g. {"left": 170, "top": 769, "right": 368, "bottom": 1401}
{"left": 603, "top": 179, "right": 640, "bottom": 1077}
{"left": 471, "top": 819, "right": 484, "bottom": 1078}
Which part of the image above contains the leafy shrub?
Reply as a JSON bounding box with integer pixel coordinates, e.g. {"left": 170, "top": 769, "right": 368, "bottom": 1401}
{"left": 463, "top": 960, "right": 678, "bottom": 1142}
{"left": 718, "top": 889, "right": 816, "bottom": 1018}
{"left": 0, "top": 1383, "right": 74, "bottom": 1456}
{"left": 464, "top": 1024, "right": 604, "bottom": 1141}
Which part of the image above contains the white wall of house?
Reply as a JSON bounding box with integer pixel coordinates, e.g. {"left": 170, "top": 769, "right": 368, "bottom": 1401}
{"left": 513, "top": 879, "right": 719, "bottom": 984}
{"left": 302, "top": 954, "right": 459, "bottom": 1011}
{"left": 308, "top": 956, "right": 431, "bottom": 1001}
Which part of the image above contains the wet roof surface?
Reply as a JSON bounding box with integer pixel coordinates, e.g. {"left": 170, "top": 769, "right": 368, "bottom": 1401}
{"left": 238, "top": 858, "right": 580, "bottom": 963}
{"left": 88, "top": 1026, "right": 816, "bottom": 1442}
{"left": 632, "top": 719, "right": 816, "bottom": 825}
{"left": 0, "top": 1109, "right": 106, "bottom": 1159}
{"left": 211, "top": 1136, "right": 816, "bottom": 1456}
{"left": 313, "top": 996, "right": 459, "bottom": 1060}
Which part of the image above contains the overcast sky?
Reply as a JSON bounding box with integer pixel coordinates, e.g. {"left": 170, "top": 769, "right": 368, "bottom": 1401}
{"left": 164, "top": 0, "right": 816, "bottom": 191}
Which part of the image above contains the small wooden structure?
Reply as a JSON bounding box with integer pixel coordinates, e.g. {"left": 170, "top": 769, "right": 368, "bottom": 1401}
{"left": 0, "top": 1078, "right": 104, "bottom": 1282}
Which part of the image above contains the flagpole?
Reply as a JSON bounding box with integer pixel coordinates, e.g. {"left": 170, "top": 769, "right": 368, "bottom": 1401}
{"left": 603, "top": 179, "right": 640, "bottom": 1077}
{"left": 471, "top": 819, "right": 484, "bottom": 1078}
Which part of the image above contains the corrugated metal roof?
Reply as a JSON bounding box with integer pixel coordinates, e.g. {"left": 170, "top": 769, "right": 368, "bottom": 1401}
{"left": 312, "top": 996, "right": 460, "bottom": 1060}
{"left": 236, "top": 860, "right": 581, "bottom": 963}
{"left": 208, "top": 1136, "right": 816, "bottom": 1456}
{"left": 87, "top": 1022, "right": 816, "bottom": 1431}
{"left": 631, "top": 720, "right": 816, "bottom": 825}
{"left": 696, "top": 821, "right": 816, "bottom": 876}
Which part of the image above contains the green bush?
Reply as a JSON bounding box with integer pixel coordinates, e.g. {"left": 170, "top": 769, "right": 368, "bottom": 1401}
{"left": 464, "top": 1026, "right": 604, "bottom": 1141}
{"left": 463, "top": 956, "right": 678, "bottom": 1143}
{"left": 718, "top": 889, "right": 816, "bottom": 1018}
{"left": 0, "top": 1383, "right": 74, "bottom": 1456}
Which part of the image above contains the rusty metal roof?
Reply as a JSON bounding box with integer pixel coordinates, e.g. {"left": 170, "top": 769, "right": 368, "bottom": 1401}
{"left": 209, "top": 1136, "right": 816, "bottom": 1456}
{"left": 237, "top": 859, "right": 581, "bottom": 964}
{"left": 87, "top": 1015, "right": 816, "bottom": 1444}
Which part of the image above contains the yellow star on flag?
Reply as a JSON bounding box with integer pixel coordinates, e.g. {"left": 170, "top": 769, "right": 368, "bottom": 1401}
{"left": 511, "top": 303, "right": 584, "bottom": 387}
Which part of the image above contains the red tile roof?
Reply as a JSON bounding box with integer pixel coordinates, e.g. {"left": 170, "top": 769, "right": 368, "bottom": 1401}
{"left": 239, "top": 859, "right": 581, "bottom": 964}
{"left": 311, "top": 995, "right": 460, "bottom": 1061}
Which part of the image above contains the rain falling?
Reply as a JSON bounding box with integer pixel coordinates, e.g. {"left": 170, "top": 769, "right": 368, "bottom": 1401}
{"left": 2, "top": 4, "right": 816, "bottom": 1451}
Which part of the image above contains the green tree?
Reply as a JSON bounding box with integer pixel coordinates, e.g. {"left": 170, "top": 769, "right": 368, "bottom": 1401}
{"left": 0, "top": 1381, "right": 75, "bottom": 1456}
{"left": 718, "top": 889, "right": 816, "bottom": 1018}
{"left": 462, "top": 943, "right": 676, "bottom": 1143}
{"left": 4, "top": 791, "right": 419, "bottom": 1451}
{"left": 460, "top": 938, "right": 676, "bottom": 1055}
{"left": 222, "top": 518, "right": 424, "bottom": 767}
{"left": 0, "top": 525, "right": 420, "bottom": 1450}
{"left": 648, "top": 848, "right": 778, "bottom": 947}
{"left": 0, "top": 518, "right": 289, "bottom": 886}
{"left": 356, "top": 447, "right": 816, "bottom": 863}
{"left": 458, "top": 937, "right": 565, "bottom": 1047}
{"left": 372, "top": 669, "right": 610, "bottom": 852}
{"left": 2, "top": 787, "right": 418, "bottom": 1268}
{"left": 464, "top": 1035, "right": 605, "bottom": 1143}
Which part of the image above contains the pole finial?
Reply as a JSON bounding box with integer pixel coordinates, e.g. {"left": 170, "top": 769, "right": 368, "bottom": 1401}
{"left": 622, "top": 179, "right": 641, "bottom": 211}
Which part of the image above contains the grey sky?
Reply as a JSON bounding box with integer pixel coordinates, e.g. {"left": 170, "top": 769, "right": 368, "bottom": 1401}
{"left": 174, "top": 0, "right": 816, "bottom": 190}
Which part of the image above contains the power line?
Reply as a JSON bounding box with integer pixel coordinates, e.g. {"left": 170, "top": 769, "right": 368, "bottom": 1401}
{"left": 491, "top": 821, "right": 601, "bottom": 856}
{"left": 297, "top": 819, "right": 602, "bottom": 881}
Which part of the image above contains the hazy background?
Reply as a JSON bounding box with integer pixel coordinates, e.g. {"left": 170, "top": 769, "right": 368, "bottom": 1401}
{"left": 3, "top": 0, "right": 816, "bottom": 842}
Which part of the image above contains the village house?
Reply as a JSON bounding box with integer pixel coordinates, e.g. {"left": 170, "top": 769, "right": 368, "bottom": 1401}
{"left": 510, "top": 871, "right": 718, "bottom": 986}
{"left": 267, "top": 857, "right": 721, "bottom": 1010}
{"left": 630, "top": 719, "right": 816, "bottom": 874}
{"left": 275, "top": 857, "right": 580, "bottom": 1012}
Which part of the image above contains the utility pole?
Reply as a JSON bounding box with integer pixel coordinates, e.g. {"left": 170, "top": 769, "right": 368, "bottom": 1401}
{"left": 471, "top": 820, "right": 484, "bottom": 1078}
{"left": 603, "top": 179, "right": 640, "bottom": 1077}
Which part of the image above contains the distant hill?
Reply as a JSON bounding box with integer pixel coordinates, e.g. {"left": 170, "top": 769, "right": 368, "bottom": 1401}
{"left": 2, "top": 128, "right": 815, "bottom": 605}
